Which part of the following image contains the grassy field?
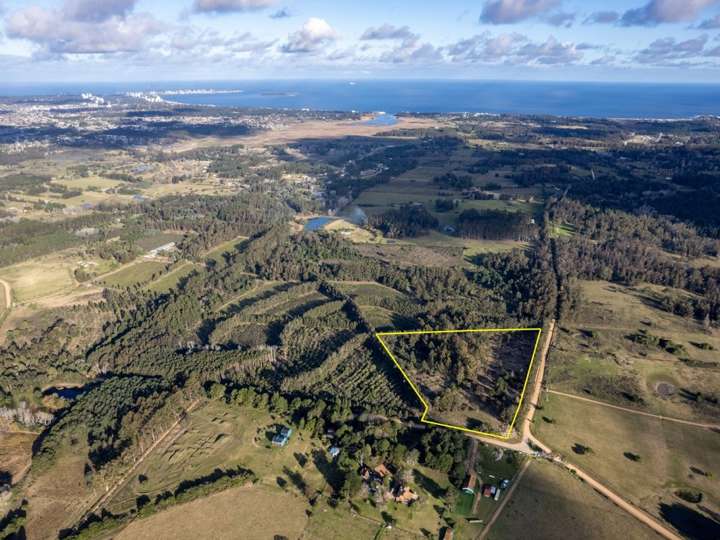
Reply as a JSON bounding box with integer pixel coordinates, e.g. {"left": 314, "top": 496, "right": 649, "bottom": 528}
{"left": 0, "top": 255, "right": 77, "bottom": 303}
{"left": 116, "top": 485, "right": 309, "bottom": 540}
{"left": 203, "top": 235, "right": 249, "bottom": 263}
{"left": 105, "top": 402, "right": 328, "bottom": 515}
{"left": 0, "top": 432, "right": 36, "bottom": 484}
{"left": 53, "top": 176, "right": 126, "bottom": 191}
{"left": 534, "top": 392, "right": 720, "bottom": 525}
{"left": 547, "top": 280, "right": 720, "bottom": 422}
{"left": 147, "top": 262, "right": 198, "bottom": 293}
{"left": 487, "top": 461, "right": 660, "bottom": 540}
{"left": 99, "top": 260, "right": 168, "bottom": 288}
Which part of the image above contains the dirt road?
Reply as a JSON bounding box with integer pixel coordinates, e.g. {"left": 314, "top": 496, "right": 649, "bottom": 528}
{"left": 0, "top": 278, "right": 12, "bottom": 309}
{"left": 546, "top": 388, "right": 720, "bottom": 430}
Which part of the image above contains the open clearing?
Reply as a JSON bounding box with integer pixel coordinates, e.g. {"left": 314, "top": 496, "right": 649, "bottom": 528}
{"left": 116, "top": 485, "right": 308, "bottom": 540}
{"left": 99, "top": 260, "right": 168, "bottom": 288}
{"left": 547, "top": 280, "right": 720, "bottom": 423}
{"left": 534, "top": 391, "right": 720, "bottom": 525}
{"left": 0, "top": 431, "right": 36, "bottom": 484}
{"left": 487, "top": 461, "right": 661, "bottom": 540}
{"left": 0, "top": 256, "right": 76, "bottom": 303}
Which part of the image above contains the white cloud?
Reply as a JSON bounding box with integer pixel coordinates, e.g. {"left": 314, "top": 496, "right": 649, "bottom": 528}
{"left": 192, "top": 0, "right": 276, "bottom": 14}
{"left": 5, "top": 4, "right": 164, "bottom": 55}
{"left": 446, "top": 32, "right": 581, "bottom": 65}
{"left": 63, "top": 0, "right": 137, "bottom": 22}
{"left": 360, "top": 24, "right": 418, "bottom": 41}
{"left": 281, "top": 17, "right": 337, "bottom": 53}
{"left": 635, "top": 34, "right": 710, "bottom": 63}
{"left": 621, "top": 0, "right": 720, "bottom": 26}
{"left": 480, "top": 0, "right": 561, "bottom": 24}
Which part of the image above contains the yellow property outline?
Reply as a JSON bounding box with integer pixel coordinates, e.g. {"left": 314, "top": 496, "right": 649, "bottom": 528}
{"left": 375, "top": 327, "right": 542, "bottom": 440}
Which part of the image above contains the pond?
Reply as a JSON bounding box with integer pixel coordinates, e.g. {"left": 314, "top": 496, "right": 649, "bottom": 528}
{"left": 364, "top": 113, "right": 398, "bottom": 126}
{"left": 43, "top": 384, "right": 87, "bottom": 400}
{"left": 304, "top": 216, "right": 335, "bottom": 231}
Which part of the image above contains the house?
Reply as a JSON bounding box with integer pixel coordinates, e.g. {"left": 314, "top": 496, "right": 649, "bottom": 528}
{"left": 494, "top": 488, "right": 502, "bottom": 501}
{"left": 374, "top": 463, "right": 391, "bottom": 479}
{"left": 392, "top": 485, "right": 419, "bottom": 504}
{"left": 462, "top": 471, "right": 477, "bottom": 495}
{"left": 272, "top": 426, "right": 293, "bottom": 447}
{"left": 328, "top": 446, "right": 341, "bottom": 458}
{"left": 482, "top": 484, "right": 493, "bottom": 498}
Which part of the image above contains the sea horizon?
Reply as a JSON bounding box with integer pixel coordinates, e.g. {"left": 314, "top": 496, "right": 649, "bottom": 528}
{"left": 2, "top": 79, "right": 720, "bottom": 119}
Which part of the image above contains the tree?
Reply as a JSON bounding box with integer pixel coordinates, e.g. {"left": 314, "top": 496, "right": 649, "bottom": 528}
{"left": 208, "top": 382, "right": 226, "bottom": 401}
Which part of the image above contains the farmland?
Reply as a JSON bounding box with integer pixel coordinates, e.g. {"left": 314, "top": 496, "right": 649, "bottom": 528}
{"left": 488, "top": 461, "right": 661, "bottom": 540}
{"left": 115, "top": 485, "right": 309, "bottom": 540}
{"left": 547, "top": 280, "right": 720, "bottom": 423}
{"left": 98, "top": 260, "right": 169, "bottom": 288}
{"left": 534, "top": 391, "right": 720, "bottom": 527}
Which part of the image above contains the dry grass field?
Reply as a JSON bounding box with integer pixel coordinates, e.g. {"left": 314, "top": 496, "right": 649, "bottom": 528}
{"left": 488, "top": 461, "right": 661, "bottom": 540}
{"left": 0, "top": 432, "right": 35, "bottom": 484}
{"left": 24, "top": 451, "right": 97, "bottom": 540}
{"left": 534, "top": 391, "right": 720, "bottom": 524}
{"left": 548, "top": 280, "right": 720, "bottom": 422}
{"left": 0, "top": 255, "right": 77, "bottom": 303}
{"left": 116, "top": 485, "right": 309, "bottom": 540}
{"left": 105, "top": 402, "right": 328, "bottom": 516}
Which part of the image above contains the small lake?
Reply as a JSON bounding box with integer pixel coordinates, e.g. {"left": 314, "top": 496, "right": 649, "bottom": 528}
{"left": 43, "top": 385, "right": 86, "bottom": 400}
{"left": 364, "top": 113, "right": 398, "bottom": 126}
{"left": 304, "top": 216, "right": 335, "bottom": 231}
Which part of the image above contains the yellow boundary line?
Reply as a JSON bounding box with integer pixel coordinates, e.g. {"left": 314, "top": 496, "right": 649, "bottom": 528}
{"left": 375, "top": 327, "right": 542, "bottom": 440}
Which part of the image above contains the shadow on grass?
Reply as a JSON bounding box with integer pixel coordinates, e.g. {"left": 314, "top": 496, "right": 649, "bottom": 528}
{"left": 659, "top": 502, "right": 720, "bottom": 540}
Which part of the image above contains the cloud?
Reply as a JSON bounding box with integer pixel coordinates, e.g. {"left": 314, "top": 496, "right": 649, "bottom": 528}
{"left": 281, "top": 17, "right": 337, "bottom": 53}
{"left": 192, "top": 0, "right": 276, "bottom": 14}
{"left": 446, "top": 32, "right": 581, "bottom": 65}
{"left": 635, "top": 34, "right": 709, "bottom": 63}
{"left": 545, "top": 11, "right": 575, "bottom": 27}
{"left": 583, "top": 11, "right": 620, "bottom": 24}
{"left": 696, "top": 14, "right": 720, "bottom": 28}
{"left": 379, "top": 40, "right": 442, "bottom": 64}
{"left": 5, "top": 3, "right": 165, "bottom": 55}
{"left": 360, "top": 24, "right": 418, "bottom": 41}
{"left": 269, "top": 7, "right": 291, "bottom": 19}
{"left": 620, "top": 0, "right": 719, "bottom": 26}
{"left": 62, "top": 0, "right": 137, "bottom": 22}
{"left": 480, "top": 0, "right": 561, "bottom": 24}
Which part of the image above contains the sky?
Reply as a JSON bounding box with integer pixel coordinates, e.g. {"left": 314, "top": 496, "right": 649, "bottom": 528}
{"left": 1, "top": 0, "right": 720, "bottom": 82}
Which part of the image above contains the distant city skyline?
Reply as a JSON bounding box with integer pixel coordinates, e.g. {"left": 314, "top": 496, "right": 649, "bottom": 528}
{"left": 2, "top": 0, "right": 720, "bottom": 82}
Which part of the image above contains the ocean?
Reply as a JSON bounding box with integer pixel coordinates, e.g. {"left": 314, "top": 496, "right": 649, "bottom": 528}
{"left": 2, "top": 80, "right": 720, "bottom": 119}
